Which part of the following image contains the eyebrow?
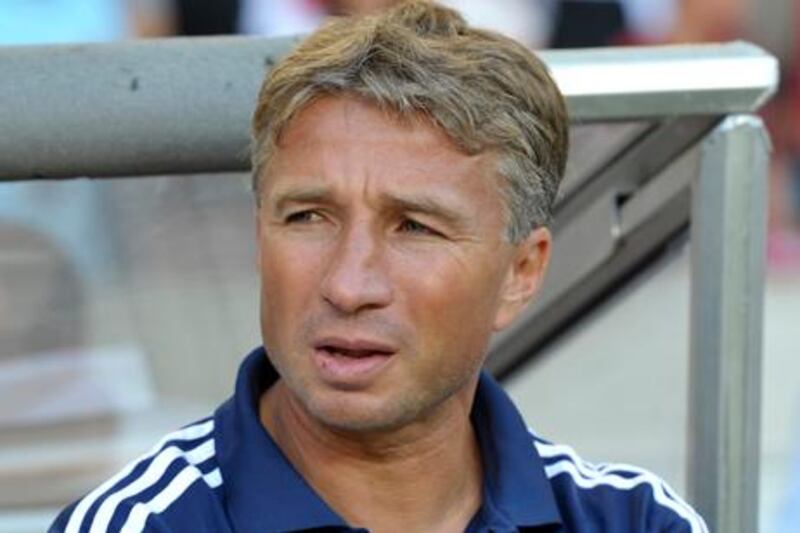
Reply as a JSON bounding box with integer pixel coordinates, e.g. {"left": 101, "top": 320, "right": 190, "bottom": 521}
{"left": 382, "top": 193, "right": 470, "bottom": 230}
{"left": 268, "top": 185, "right": 332, "bottom": 213}
{"left": 267, "top": 184, "right": 472, "bottom": 230}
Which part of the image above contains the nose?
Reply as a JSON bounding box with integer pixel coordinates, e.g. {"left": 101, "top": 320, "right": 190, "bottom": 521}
{"left": 320, "top": 225, "right": 393, "bottom": 314}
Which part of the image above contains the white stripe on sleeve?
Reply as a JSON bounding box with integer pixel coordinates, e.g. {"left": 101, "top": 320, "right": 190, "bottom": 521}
{"left": 64, "top": 419, "right": 214, "bottom": 533}
{"left": 118, "top": 467, "right": 222, "bottom": 532}
{"left": 535, "top": 440, "right": 708, "bottom": 533}
{"left": 88, "top": 439, "right": 215, "bottom": 533}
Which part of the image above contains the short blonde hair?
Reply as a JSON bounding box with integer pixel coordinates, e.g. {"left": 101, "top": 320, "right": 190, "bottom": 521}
{"left": 251, "top": 0, "right": 568, "bottom": 242}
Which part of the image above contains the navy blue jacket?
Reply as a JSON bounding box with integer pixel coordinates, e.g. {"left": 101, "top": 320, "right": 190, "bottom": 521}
{"left": 51, "top": 347, "right": 707, "bottom": 532}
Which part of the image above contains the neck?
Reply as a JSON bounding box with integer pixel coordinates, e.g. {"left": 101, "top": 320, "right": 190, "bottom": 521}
{"left": 260, "top": 382, "right": 484, "bottom": 532}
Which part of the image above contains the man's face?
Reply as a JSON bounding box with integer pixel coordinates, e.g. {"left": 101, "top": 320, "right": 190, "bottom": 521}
{"left": 256, "top": 96, "right": 549, "bottom": 432}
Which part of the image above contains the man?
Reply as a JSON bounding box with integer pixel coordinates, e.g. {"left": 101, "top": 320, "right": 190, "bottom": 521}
{"left": 52, "top": 2, "right": 707, "bottom": 531}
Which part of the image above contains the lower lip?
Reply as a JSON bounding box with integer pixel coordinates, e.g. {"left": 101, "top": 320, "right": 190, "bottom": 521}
{"left": 313, "top": 348, "right": 394, "bottom": 387}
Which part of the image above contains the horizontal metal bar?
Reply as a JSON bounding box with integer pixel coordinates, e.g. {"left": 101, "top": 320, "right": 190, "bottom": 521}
{"left": 0, "top": 36, "right": 300, "bottom": 181}
{"left": 550, "top": 41, "right": 779, "bottom": 120}
{"left": 0, "top": 39, "right": 778, "bottom": 181}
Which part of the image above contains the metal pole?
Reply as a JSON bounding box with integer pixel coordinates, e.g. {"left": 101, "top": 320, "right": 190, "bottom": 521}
{"left": 0, "top": 40, "right": 777, "bottom": 180}
{"left": 0, "top": 35, "right": 301, "bottom": 180}
{"left": 688, "top": 115, "right": 769, "bottom": 532}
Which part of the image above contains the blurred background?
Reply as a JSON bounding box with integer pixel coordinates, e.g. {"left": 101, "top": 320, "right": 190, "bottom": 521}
{"left": 0, "top": 1, "right": 798, "bottom": 531}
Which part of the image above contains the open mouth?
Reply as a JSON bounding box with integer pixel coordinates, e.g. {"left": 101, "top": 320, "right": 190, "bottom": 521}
{"left": 312, "top": 338, "right": 397, "bottom": 383}
{"left": 317, "top": 346, "right": 394, "bottom": 359}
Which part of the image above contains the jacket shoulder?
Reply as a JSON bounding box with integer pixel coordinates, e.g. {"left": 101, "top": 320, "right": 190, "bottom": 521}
{"left": 50, "top": 417, "right": 224, "bottom": 532}
{"left": 530, "top": 432, "right": 708, "bottom": 532}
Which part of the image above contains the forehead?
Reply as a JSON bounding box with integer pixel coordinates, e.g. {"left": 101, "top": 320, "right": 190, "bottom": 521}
{"left": 277, "top": 95, "right": 465, "bottom": 159}
{"left": 266, "top": 95, "right": 502, "bottom": 198}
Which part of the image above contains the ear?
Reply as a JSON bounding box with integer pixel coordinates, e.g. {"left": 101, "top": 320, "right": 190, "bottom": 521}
{"left": 492, "top": 227, "right": 551, "bottom": 331}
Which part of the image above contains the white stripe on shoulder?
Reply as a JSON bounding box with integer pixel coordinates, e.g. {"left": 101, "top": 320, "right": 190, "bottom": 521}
{"left": 119, "top": 467, "right": 222, "bottom": 533}
{"left": 203, "top": 467, "right": 223, "bottom": 489}
{"left": 534, "top": 439, "right": 708, "bottom": 533}
{"left": 88, "top": 438, "right": 215, "bottom": 533}
{"left": 65, "top": 419, "right": 215, "bottom": 533}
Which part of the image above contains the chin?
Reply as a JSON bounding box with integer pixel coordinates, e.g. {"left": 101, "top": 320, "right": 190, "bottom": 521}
{"left": 305, "top": 392, "right": 425, "bottom": 434}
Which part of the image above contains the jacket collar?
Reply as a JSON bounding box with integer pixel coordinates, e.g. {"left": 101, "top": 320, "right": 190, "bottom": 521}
{"left": 215, "top": 347, "right": 562, "bottom": 531}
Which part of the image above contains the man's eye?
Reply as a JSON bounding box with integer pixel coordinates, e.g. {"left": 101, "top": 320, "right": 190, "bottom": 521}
{"left": 398, "top": 219, "right": 441, "bottom": 237}
{"left": 284, "top": 211, "right": 321, "bottom": 224}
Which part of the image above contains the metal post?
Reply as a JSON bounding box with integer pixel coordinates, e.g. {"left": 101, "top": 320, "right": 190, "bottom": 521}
{"left": 688, "top": 115, "right": 769, "bottom": 532}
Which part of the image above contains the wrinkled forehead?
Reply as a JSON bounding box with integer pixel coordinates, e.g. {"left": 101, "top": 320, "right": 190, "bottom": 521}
{"left": 281, "top": 95, "right": 489, "bottom": 166}
{"left": 263, "top": 94, "right": 498, "bottom": 183}
{"left": 260, "top": 96, "right": 508, "bottom": 224}
{"left": 275, "top": 93, "right": 472, "bottom": 153}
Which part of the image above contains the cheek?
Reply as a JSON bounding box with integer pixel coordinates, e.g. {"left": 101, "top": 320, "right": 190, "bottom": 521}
{"left": 258, "top": 240, "right": 323, "bottom": 333}
{"left": 399, "top": 254, "right": 503, "bottom": 348}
